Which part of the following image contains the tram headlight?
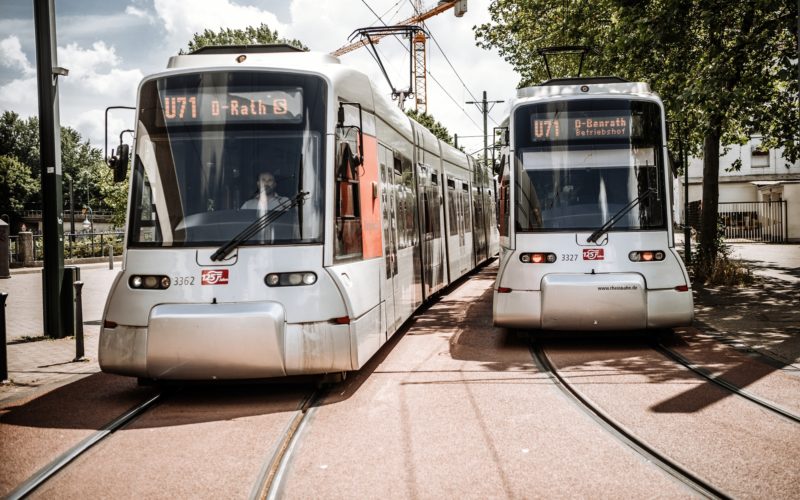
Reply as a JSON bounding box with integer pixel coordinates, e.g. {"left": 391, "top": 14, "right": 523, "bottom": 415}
{"left": 129, "top": 275, "right": 170, "bottom": 289}
{"left": 629, "top": 250, "right": 666, "bottom": 262}
{"left": 264, "top": 272, "right": 317, "bottom": 287}
{"left": 519, "top": 252, "right": 556, "bottom": 264}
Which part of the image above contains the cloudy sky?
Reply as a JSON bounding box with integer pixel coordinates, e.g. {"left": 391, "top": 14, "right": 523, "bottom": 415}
{"left": 0, "top": 0, "right": 520, "bottom": 158}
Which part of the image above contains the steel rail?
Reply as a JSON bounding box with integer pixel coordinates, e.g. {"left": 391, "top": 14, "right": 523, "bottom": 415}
{"left": 6, "top": 393, "right": 163, "bottom": 500}
{"left": 250, "top": 389, "right": 324, "bottom": 500}
{"left": 654, "top": 342, "right": 800, "bottom": 425}
{"left": 529, "top": 343, "right": 730, "bottom": 500}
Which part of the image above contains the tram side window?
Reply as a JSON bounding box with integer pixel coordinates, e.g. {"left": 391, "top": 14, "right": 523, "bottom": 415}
{"left": 129, "top": 157, "right": 161, "bottom": 244}
{"left": 462, "top": 183, "right": 472, "bottom": 232}
{"left": 499, "top": 173, "right": 510, "bottom": 237}
{"left": 335, "top": 138, "right": 362, "bottom": 260}
{"left": 393, "top": 156, "right": 407, "bottom": 249}
{"left": 447, "top": 179, "right": 458, "bottom": 236}
{"left": 398, "top": 155, "right": 416, "bottom": 247}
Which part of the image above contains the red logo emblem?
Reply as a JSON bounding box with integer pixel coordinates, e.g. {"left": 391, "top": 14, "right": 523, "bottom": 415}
{"left": 583, "top": 248, "right": 604, "bottom": 260}
{"left": 201, "top": 269, "right": 229, "bottom": 285}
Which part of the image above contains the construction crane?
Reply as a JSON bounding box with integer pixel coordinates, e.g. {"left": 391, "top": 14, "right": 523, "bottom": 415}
{"left": 331, "top": 0, "right": 467, "bottom": 113}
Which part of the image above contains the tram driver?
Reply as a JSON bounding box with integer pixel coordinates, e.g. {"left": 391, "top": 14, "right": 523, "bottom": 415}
{"left": 241, "top": 171, "right": 290, "bottom": 212}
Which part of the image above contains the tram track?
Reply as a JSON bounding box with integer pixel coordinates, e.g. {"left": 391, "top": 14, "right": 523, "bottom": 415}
{"left": 652, "top": 341, "right": 800, "bottom": 424}
{"left": 5, "top": 392, "right": 164, "bottom": 500}
{"left": 250, "top": 387, "right": 324, "bottom": 500}
{"left": 529, "top": 342, "right": 731, "bottom": 499}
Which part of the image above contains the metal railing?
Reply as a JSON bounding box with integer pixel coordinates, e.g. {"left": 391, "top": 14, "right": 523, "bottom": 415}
{"left": 9, "top": 231, "right": 124, "bottom": 263}
{"left": 718, "top": 201, "right": 788, "bottom": 243}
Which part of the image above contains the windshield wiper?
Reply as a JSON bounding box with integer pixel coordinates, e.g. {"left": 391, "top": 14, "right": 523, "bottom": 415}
{"left": 586, "top": 189, "right": 655, "bottom": 244}
{"left": 210, "top": 191, "right": 309, "bottom": 261}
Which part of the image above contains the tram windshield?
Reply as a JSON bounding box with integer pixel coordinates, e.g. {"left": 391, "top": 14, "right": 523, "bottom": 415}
{"left": 513, "top": 99, "right": 666, "bottom": 232}
{"left": 128, "top": 71, "right": 326, "bottom": 247}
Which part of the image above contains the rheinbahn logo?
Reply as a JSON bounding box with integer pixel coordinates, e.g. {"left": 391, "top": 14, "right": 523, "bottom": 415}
{"left": 201, "top": 269, "right": 229, "bottom": 285}
{"left": 583, "top": 248, "right": 604, "bottom": 260}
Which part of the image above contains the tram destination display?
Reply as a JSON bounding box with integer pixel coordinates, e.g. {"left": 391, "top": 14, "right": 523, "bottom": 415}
{"left": 159, "top": 86, "right": 303, "bottom": 124}
{"left": 530, "top": 111, "right": 638, "bottom": 142}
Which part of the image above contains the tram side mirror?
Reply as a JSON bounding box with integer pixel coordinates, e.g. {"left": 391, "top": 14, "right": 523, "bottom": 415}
{"left": 668, "top": 150, "right": 681, "bottom": 178}
{"left": 337, "top": 106, "right": 345, "bottom": 127}
{"left": 494, "top": 154, "right": 507, "bottom": 176}
{"left": 108, "top": 144, "right": 129, "bottom": 183}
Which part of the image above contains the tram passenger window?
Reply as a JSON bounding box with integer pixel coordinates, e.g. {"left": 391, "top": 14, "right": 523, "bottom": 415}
{"left": 335, "top": 140, "right": 362, "bottom": 260}
{"left": 448, "top": 183, "right": 458, "bottom": 236}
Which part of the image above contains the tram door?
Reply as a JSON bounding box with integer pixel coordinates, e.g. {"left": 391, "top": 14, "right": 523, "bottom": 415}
{"left": 379, "top": 147, "right": 402, "bottom": 336}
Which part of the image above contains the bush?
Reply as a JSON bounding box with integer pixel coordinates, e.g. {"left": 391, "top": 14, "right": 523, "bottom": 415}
{"left": 64, "top": 233, "right": 124, "bottom": 259}
{"left": 691, "top": 220, "right": 755, "bottom": 286}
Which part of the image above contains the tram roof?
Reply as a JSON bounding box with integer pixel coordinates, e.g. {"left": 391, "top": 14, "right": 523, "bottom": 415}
{"left": 166, "top": 46, "right": 342, "bottom": 72}
{"left": 515, "top": 78, "right": 654, "bottom": 102}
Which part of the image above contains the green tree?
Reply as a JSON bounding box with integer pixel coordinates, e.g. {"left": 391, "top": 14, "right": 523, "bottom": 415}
{"left": 475, "top": 0, "right": 798, "bottom": 278}
{"left": 183, "top": 23, "right": 307, "bottom": 53}
{"left": 406, "top": 109, "right": 455, "bottom": 146}
{"left": 61, "top": 126, "right": 107, "bottom": 213}
{"left": 0, "top": 110, "right": 124, "bottom": 224}
{"left": 0, "top": 155, "right": 38, "bottom": 228}
{"left": 96, "top": 158, "right": 129, "bottom": 228}
{"left": 0, "top": 111, "right": 40, "bottom": 176}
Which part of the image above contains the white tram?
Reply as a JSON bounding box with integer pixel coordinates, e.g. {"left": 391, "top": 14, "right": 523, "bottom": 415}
{"left": 493, "top": 77, "right": 693, "bottom": 330}
{"left": 99, "top": 45, "right": 498, "bottom": 381}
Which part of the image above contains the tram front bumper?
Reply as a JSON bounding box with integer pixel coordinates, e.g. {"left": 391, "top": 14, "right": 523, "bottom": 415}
{"left": 541, "top": 274, "right": 646, "bottom": 330}
{"left": 494, "top": 273, "right": 692, "bottom": 330}
{"left": 145, "top": 302, "right": 287, "bottom": 379}
{"left": 99, "top": 301, "right": 353, "bottom": 380}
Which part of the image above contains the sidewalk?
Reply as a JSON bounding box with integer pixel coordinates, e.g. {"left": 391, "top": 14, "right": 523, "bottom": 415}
{"left": 1, "top": 261, "right": 119, "bottom": 403}
{"left": 689, "top": 243, "right": 800, "bottom": 369}
{"left": 1, "top": 243, "right": 798, "bottom": 404}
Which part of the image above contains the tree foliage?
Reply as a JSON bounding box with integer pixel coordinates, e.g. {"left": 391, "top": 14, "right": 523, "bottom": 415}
{"left": 0, "top": 155, "right": 38, "bottom": 219}
{"left": 0, "top": 111, "right": 40, "bottom": 177}
{"left": 0, "top": 110, "right": 123, "bottom": 228}
{"left": 183, "top": 23, "right": 307, "bottom": 53}
{"left": 474, "top": 0, "right": 798, "bottom": 276}
{"left": 405, "top": 109, "right": 455, "bottom": 146}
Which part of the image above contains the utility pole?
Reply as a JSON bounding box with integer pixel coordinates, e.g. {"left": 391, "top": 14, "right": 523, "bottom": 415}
{"left": 466, "top": 91, "right": 503, "bottom": 170}
{"left": 35, "top": 0, "right": 67, "bottom": 338}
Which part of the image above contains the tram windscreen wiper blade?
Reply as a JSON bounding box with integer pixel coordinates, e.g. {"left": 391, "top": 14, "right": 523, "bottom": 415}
{"left": 210, "top": 191, "right": 309, "bottom": 262}
{"left": 586, "top": 189, "right": 655, "bottom": 244}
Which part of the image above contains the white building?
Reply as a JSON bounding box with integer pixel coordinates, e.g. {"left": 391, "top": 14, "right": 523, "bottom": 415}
{"left": 674, "top": 136, "right": 800, "bottom": 242}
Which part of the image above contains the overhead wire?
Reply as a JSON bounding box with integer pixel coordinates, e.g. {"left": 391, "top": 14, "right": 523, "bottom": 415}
{"left": 406, "top": 0, "right": 500, "bottom": 127}
{"left": 357, "top": 0, "right": 483, "bottom": 133}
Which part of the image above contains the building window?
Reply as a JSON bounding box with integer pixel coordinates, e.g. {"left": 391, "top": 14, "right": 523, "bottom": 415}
{"left": 751, "top": 145, "right": 770, "bottom": 168}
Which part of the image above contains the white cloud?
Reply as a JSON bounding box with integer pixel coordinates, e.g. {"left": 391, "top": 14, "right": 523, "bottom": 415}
{"left": 283, "top": 0, "right": 518, "bottom": 152}
{"left": 60, "top": 41, "right": 121, "bottom": 75}
{"left": 152, "top": 0, "right": 288, "bottom": 47}
{"left": 0, "top": 35, "right": 36, "bottom": 76}
{"left": 0, "top": 76, "right": 37, "bottom": 114}
{"left": 0, "top": 0, "right": 518, "bottom": 157}
{"left": 0, "top": 36, "right": 142, "bottom": 148}
{"left": 125, "top": 5, "right": 154, "bottom": 21}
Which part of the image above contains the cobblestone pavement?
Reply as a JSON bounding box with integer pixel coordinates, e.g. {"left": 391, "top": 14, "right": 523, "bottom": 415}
{"left": 1, "top": 243, "right": 797, "bottom": 404}
{"left": 1, "top": 262, "right": 117, "bottom": 403}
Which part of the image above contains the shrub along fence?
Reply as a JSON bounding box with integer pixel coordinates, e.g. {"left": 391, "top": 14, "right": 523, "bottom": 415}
{"left": 9, "top": 231, "right": 124, "bottom": 266}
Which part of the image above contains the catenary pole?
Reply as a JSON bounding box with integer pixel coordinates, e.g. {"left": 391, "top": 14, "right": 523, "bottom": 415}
{"left": 35, "top": 0, "right": 67, "bottom": 338}
{"left": 466, "top": 91, "right": 503, "bottom": 169}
